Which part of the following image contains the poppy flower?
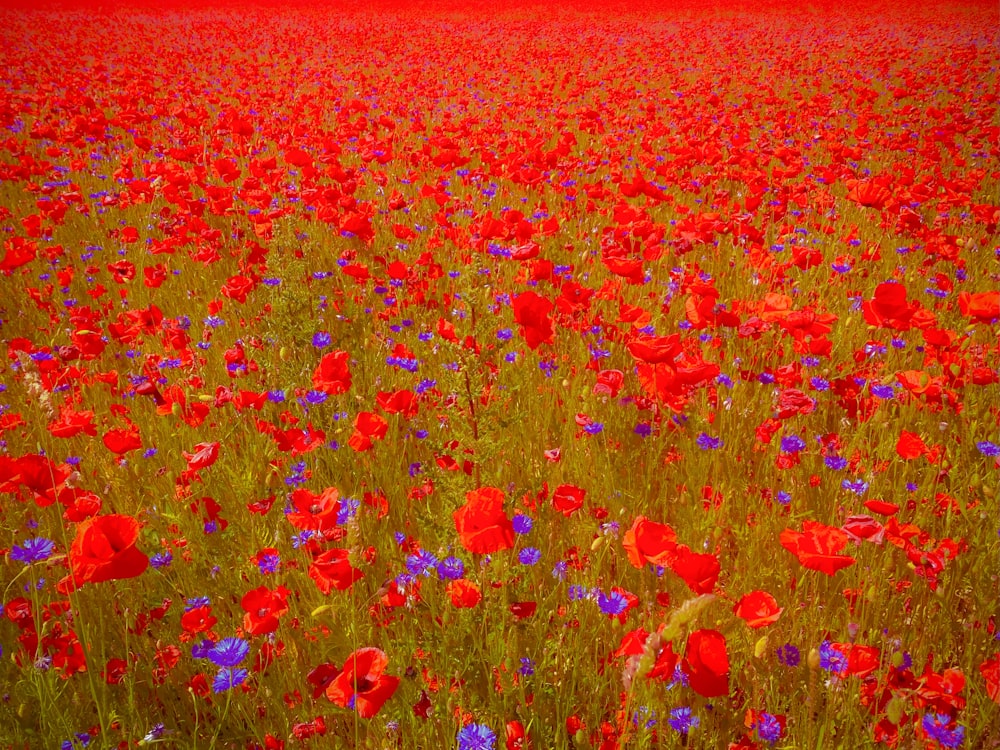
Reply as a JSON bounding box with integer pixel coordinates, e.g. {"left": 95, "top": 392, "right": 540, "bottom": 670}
{"left": 512, "top": 291, "right": 554, "bottom": 350}
{"left": 623, "top": 516, "right": 678, "bottom": 569}
{"left": 287, "top": 487, "right": 341, "bottom": 530}
{"left": 734, "top": 590, "right": 783, "bottom": 629}
{"left": 241, "top": 585, "right": 290, "bottom": 635}
{"left": 325, "top": 647, "right": 400, "bottom": 718}
{"left": 670, "top": 545, "right": 719, "bottom": 595}
{"left": 683, "top": 629, "right": 730, "bottom": 697}
{"left": 453, "top": 486, "right": 515, "bottom": 554}
{"left": 348, "top": 411, "right": 389, "bottom": 452}
{"left": 60, "top": 514, "right": 149, "bottom": 592}
{"left": 183, "top": 441, "right": 219, "bottom": 471}
{"left": 308, "top": 548, "right": 363, "bottom": 594}
{"left": 957, "top": 290, "right": 999, "bottom": 323}
{"left": 103, "top": 426, "right": 143, "bottom": 455}
{"left": 862, "top": 282, "right": 918, "bottom": 330}
{"left": 445, "top": 578, "right": 482, "bottom": 608}
{"left": 552, "top": 484, "right": 586, "bottom": 517}
{"left": 896, "top": 430, "right": 928, "bottom": 460}
{"left": 980, "top": 654, "right": 1000, "bottom": 704}
{"left": 312, "top": 350, "right": 352, "bottom": 395}
{"left": 780, "top": 521, "right": 856, "bottom": 575}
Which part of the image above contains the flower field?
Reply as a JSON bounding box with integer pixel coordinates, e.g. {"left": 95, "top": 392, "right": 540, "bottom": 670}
{"left": 0, "top": 0, "right": 998, "bottom": 747}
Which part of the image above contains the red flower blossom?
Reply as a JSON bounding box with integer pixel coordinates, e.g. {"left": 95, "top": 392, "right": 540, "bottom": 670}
{"left": 445, "top": 578, "right": 482, "bottom": 608}
{"left": 325, "top": 647, "right": 400, "bottom": 719}
{"left": 241, "top": 585, "right": 290, "bottom": 635}
{"left": 308, "top": 548, "right": 363, "bottom": 594}
{"left": 512, "top": 291, "right": 554, "bottom": 349}
{"left": 348, "top": 411, "right": 389, "bottom": 452}
{"left": 683, "top": 629, "right": 730, "bottom": 697}
{"left": 622, "top": 516, "right": 677, "bottom": 569}
{"left": 312, "top": 350, "right": 352, "bottom": 395}
{"left": 552, "top": 483, "right": 586, "bottom": 517}
{"left": 734, "top": 590, "right": 783, "bottom": 629}
{"left": 59, "top": 514, "right": 148, "bottom": 592}
{"left": 780, "top": 521, "right": 856, "bottom": 575}
{"left": 453, "top": 486, "right": 515, "bottom": 554}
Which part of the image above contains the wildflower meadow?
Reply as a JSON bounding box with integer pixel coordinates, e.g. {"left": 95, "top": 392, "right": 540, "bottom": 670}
{"left": 0, "top": 1, "right": 998, "bottom": 748}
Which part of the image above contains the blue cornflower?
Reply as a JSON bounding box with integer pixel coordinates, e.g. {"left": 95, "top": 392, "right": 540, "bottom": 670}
{"left": 976, "top": 441, "right": 1000, "bottom": 457}
{"left": 518, "top": 548, "right": 541, "bottom": 566}
{"left": 496, "top": 328, "right": 513, "bottom": 341}
{"left": 551, "top": 560, "right": 568, "bottom": 581}
{"left": 597, "top": 590, "right": 628, "bottom": 616}
{"left": 191, "top": 639, "right": 214, "bottom": 659}
{"left": 212, "top": 667, "right": 248, "bottom": 693}
{"left": 519, "top": 657, "right": 535, "bottom": 676}
{"left": 871, "top": 384, "right": 895, "bottom": 399}
{"left": 634, "top": 423, "right": 652, "bottom": 437}
{"left": 810, "top": 377, "right": 830, "bottom": 391}
{"left": 584, "top": 422, "right": 604, "bottom": 435}
{"left": 668, "top": 707, "right": 699, "bottom": 733}
{"left": 10, "top": 537, "right": 55, "bottom": 565}
{"left": 754, "top": 712, "right": 782, "bottom": 743}
{"left": 512, "top": 514, "right": 533, "bottom": 534}
{"left": 776, "top": 643, "right": 800, "bottom": 667}
{"left": 406, "top": 549, "right": 438, "bottom": 576}
{"left": 436, "top": 556, "right": 464, "bottom": 580}
{"left": 150, "top": 551, "right": 173, "bottom": 569}
{"left": 695, "top": 432, "right": 722, "bottom": 450}
{"left": 312, "top": 331, "right": 331, "bottom": 348}
{"left": 824, "top": 455, "right": 848, "bottom": 470}
{"left": 457, "top": 722, "right": 496, "bottom": 750}
{"left": 208, "top": 638, "right": 250, "bottom": 668}
{"left": 257, "top": 552, "right": 280, "bottom": 574}
{"left": 841, "top": 478, "right": 869, "bottom": 495}
{"left": 819, "top": 640, "right": 847, "bottom": 675}
{"left": 922, "top": 714, "right": 965, "bottom": 748}
{"left": 185, "top": 596, "right": 211, "bottom": 611}
{"left": 780, "top": 435, "right": 806, "bottom": 453}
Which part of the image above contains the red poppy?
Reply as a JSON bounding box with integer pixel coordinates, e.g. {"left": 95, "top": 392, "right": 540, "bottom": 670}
{"left": 241, "top": 585, "right": 290, "bottom": 635}
{"left": 670, "top": 545, "right": 719, "bottom": 595}
{"left": 325, "top": 647, "right": 400, "bottom": 718}
{"left": 552, "top": 484, "right": 586, "bottom": 517}
{"left": 958, "top": 290, "right": 999, "bottom": 323}
{"left": 287, "top": 487, "right": 340, "bottom": 531}
{"left": 896, "top": 430, "right": 928, "bottom": 460}
{"left": 453, "top": 486, "right": 515, "bottom": 554}
{"left": 683, "top": 629, "right": 729, "bottom": 697}
{"left": 980, "top": 654, "right": 1000, "bottom": 704}
{"left": 308, "top": 548, "right": 363, "bottom": 594}
{"left": 780, "top": 521, "right": 856, "bottom": 575}
{"left": 312, "top": 350, "right": 352, "bottom": 395}
{"left": 512, "top": 291, "right": 554, "bottom": 350}
{"left": 348, "top": 411, "right": 389, "bottom": 452}
{"left": 841, "top": 515, "right": 884, "bottom": 544}
{"left": 734, "top": 590, "right": 783, "bottom": 628}
{"left": 862, "top": 282, "right": 918, "bottom": 330}
{"left": 506, "top": 720, "right": 529, "bottom": 750}
{"left": 60, "top": 514, "right": 148, "bottom": 592}
{"left": 445, "top": 578, "right": 482, "bottom": 608}
{"left": 623, "top": 516, "right": 678, "bottom": 569}
{"left": 183, "top": 441, "right": 219, "bottom": 471}
{"left": 103, "top": 426, "right": 143, "bottom": 455}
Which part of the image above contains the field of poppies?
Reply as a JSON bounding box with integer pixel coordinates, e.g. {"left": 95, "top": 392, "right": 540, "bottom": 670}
{"left": 0, "top": 0, "right": 998, "bottom": 748}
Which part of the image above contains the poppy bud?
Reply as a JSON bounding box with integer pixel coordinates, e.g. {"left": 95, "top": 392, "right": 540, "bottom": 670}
{"left": 280, "top": 346, "right": 290, "bottom": 361}
{"left": 171, "top": 402, "right": 183, "bottom": 418}
{"left": 754, "top": 635, "right": 769, "bottom": 659}
{"left": 807, "top": 648, "right": 821, "bottom": 671}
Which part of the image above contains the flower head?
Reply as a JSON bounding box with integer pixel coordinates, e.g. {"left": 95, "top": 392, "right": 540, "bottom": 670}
{"left": 10, "top": 537, "right": 55, "bottom": 565}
